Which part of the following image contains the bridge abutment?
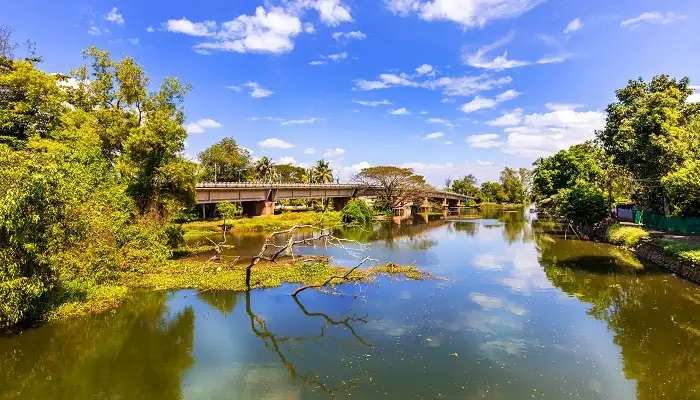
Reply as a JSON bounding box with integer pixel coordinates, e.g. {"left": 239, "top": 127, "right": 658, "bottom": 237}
{"left": 242, "top": 200, "right": 276, "bottom": 217}
{"left": 332, "top": 197, "right": 351, "bottom": 211}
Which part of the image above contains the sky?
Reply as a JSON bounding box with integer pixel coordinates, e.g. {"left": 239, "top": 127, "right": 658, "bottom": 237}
{"left": 4, "top": 0, "right": 700, "bottom": 185}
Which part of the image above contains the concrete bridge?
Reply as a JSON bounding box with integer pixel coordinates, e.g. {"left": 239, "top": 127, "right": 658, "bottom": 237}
{"left": 195, "top": 182, "right": 472, "bottom": 217}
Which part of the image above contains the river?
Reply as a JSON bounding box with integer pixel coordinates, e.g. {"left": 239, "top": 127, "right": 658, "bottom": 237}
{"left": 1, "top": 208, "right": 699, "bottom": 399}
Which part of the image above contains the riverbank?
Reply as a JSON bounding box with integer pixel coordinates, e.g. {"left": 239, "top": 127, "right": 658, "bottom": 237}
{"left": 46, "top": 257, "right": 424, "bottom": 324}
{"left": 606, "top": 223, "right": 700, "bottom": 283}
{"left": 183, "top": 211, "right": 343, "bottom": 241}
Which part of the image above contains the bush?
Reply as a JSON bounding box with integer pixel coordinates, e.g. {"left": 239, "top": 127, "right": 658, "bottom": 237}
{"left": 607, "top": 224, "right": 650, "bottom": 246}
{"left": 341, "top": 199, "right": 374, "bottom": 224}
{"left": 164, "top": 224, "right": 185, "bottom": 249}
{"left": 553, "top": 182, "right": 610, "bottom": 228}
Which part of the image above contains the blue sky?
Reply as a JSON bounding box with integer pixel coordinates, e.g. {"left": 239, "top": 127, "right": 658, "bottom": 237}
{"left": 4, "top": 0, "right": 700, "bottom": 184}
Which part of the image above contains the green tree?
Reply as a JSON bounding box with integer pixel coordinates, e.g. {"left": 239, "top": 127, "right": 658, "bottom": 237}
{"left": 216, "top": 202, "right": 241, "bottom": 230}
{"left": 311, "top": 159, "right": 334, "bottom": 183}
{"left": 479, "top": 181, "right": 506, "bottom": 203}
{"left": 275, "top": 163, "right": 306, "bottom": 183}
{"left": 597, "top": 75, "right": 700, "bottom": 214}
{"left": 198, "top": 137, "right": 251, "bottom": 182}
{"left": 450, "top": 174, "right": 480, "bottom": 197}
{"left": 552, "top": 182, "right": 610, "bottom": 229}
{"left": 499, "top": 167, "right": 526, "bottom": 204}
{"left": 354, "top": 166, "right": 428, "bottom": 211}
{"left": 253, "top": 156, "right": 277, "bottom": 182}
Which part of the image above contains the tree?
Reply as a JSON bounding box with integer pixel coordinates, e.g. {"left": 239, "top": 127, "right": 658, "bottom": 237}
{"left": 198, "top": 137, "right": 251, "bottom": 182}
{"left": 275, "top": 163, "right": 306, "bottom": 183}
{"left": 499, "top": 167, "right": 526, "bottom": 204}
{"left": 311, "top": 159, "right": 334, "bottom": 184}
{"left": 216, "top": 201, "right": 241, "bottom": 230}
{"left": 354, "top": 166, "right": 429, "bottom": 211}
{"left": 254, "top": 156, "right": 277, "bottom": 182}
{"left": 479, "top": 181, "right": 506, "bottom": 203}
{"left": 552, "top": 182, "right": 610, "bottom": 230}
{"left": 661, "top": 158, "right": 700, "bottom": 216}
{"left": 597, "top": 75, "right": 700, "bottom": 214}
{"left": 450, "top": 174, "right": 480, "bottom": 197}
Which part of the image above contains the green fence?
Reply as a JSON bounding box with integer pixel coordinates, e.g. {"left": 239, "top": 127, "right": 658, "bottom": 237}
{"left": 634, "top": 211, "right": 700, "bottom": 234}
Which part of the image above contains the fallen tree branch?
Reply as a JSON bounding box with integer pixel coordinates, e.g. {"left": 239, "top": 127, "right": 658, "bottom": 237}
{"left": 291, "top": 257, "right": 372, "bottom": 296}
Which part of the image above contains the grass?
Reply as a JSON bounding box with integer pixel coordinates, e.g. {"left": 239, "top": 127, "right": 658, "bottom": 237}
{"left": 607, "top": 224, "right": 650, "bottom": 247}
{"left": 655, "top": 239, "right": 700, "bottom": 264}
{"left": 183, "top": 211, "right": 342, "bottom": 240}
{"left": 48, "top": 257, "right": 426, "bottom": 321}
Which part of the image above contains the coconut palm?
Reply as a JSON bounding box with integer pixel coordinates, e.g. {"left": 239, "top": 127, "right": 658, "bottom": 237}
{"left": 254, "top": 157, "right": 277, "bottom": 182}
{"left": 312, "top": 159, "right": 334, "bottom": 184}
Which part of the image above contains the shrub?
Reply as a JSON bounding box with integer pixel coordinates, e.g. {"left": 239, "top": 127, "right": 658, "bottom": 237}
{"left": 607, "top": 224, "right": 650, "bottom": 246}
{"left": 341, "top": 199, "right": 374, "bottom": 224}
{"left": 553, "top": 182, "right": 610, "bottom": 228}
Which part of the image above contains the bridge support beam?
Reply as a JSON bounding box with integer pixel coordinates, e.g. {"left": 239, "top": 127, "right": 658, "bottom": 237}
{"left": 242, "top": 200, "right": 275, "bottom": 217}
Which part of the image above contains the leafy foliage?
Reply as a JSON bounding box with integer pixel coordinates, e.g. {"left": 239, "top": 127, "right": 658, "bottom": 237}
{"left": 607, "top": 224, "right": 650, "bottom": 246}
{"left": 198, "top": 137, "right": 251, "bottom": 182}
{"left": 552, "top": 182, "right": 611, "bottom": 228}
{"left": 354, "top": 166, "right": 429, "bottom": 210}
{"left": 341, "top": 199, "right": 374, "bottom": 225}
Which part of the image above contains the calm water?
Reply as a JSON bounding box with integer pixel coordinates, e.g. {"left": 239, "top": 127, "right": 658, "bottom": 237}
{"left": 2, "top": 209, "right": 700, "bottom": 399}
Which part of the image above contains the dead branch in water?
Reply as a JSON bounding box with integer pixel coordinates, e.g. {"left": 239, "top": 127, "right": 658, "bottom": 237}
{"left": 291, "top": 257, "right": 372, "bottom": 296}
{"left": 244, "top": 224, "right": 365, "bottom": 289}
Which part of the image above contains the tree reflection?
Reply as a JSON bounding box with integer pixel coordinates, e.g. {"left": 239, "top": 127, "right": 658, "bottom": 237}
{"left": 244, "top": 291, "right": 370, "bottom": 397}
{"left": 0, "top": 292, "right": 195, "bottom": 400}
{"left": 536, "top": 233, "right": 700, "bottom": 399}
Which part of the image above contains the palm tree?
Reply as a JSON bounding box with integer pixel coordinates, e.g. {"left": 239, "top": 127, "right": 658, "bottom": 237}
{"left": 312, "top": 159, "right": 334, "bottom": 184}
{"left": 254, "top": 157, "right": 276, "bottom": 182}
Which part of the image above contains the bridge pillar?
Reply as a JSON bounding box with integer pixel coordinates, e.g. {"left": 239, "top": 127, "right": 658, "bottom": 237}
{"left": 332, "top": 197, "right": 351, "bottom": 211}
{"left": 242, "top": 200, "right": 276, "bottom": 217}
{"left": 420, "top": 197, "right": 431, "bottom": 213}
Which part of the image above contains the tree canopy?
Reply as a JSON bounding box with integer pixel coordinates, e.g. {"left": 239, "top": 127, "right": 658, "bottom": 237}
{"left": 354, "top": 166, "right": 429, "bottom": 210}
{"left": 198, "top": 137, "right": 251, "bottom": 182}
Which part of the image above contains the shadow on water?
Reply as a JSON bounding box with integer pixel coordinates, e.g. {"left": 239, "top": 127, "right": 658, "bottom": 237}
{"left": 2, "top": 207, "right": 700, "bottom": 399}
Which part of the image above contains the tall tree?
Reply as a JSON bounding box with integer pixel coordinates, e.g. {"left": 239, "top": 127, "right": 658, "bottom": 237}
{"left": 354, "top": 166, "right": 429, "bottom": 210}
{"left": 450, "top": 174, "right": 480, "bottom": 197}
{"left": 597, "top": 75, "right": 700, "bottom": 214}
{"left": 254, "top": 156, "right": 277, "bottom": 182}
{"left": 480, "top": 181, "right": 506, "bottom": 203}
{"left": 500, "top": 167, "right": 526, "bottom": 204}
{"left": 311, "top": 159, "right": 334, "bottom": 183}
{"left": 274, "top": 163, "right": 306, "bottom": 183}
{"left": 198, "top": 137, "right": 251, "bottom": 182}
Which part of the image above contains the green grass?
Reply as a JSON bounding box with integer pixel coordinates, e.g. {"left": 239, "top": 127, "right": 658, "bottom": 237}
{"left": 183, "top": 211, "right": 343, "bottom": 240}
{"left": 607, "top": 224, "right": 650, "bottom": 246}
{"left": 655, "top": 239, "right": 700, "bottom": 264}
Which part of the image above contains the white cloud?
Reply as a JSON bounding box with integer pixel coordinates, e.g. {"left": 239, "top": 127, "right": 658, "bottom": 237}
{"left": 488, "top": 108, "right": 523, "bottom": 126}
{"left": 464, "top": 33, "right": 529, "bottom": 70}
{"left": 350, "top": 161, "right": 371, "bottom": 171}
{"left": 353, "top": 99, "right": 392, "bottom": 107}
{"left": 536, "top": 54, "right": 572, "bottom": 64}
{"left": 323, "top": 147, "right": 345, "bottom": 157}
{"left": 476, "top": 160, "right": 494, "bottom": 166}
{"left": 423, "top": 131, "right": 444, "bottom": 140}
{"left": 415, "top": 64, "right": 434, "bottom": 76}
{"left": 332, "top": 30, "right": 366, "bottom": 41}
{"left": 564, "top": 17, "right": 582, "bottom": 33}
{"left": 166, "top": 18, "right": 216, "bottom": 37}
{"left": 127, "top": 38, "right": 140, "bottom": 45}
{"left": 461, "top": 89, "right": 519, "bottom": 113}
{"left": 228, "top": 81, "right": 274, "bottom": 98}
{"left": 389, "top": 107, "right": 410, "bottom": 115}
{"left": 259, "top": 137, "right": 295, "bottom": 149}
{"left": 501, "top": 103, "right": 605, "bottom": 157}
{"left": 621, "top": 11, "right": 686, "bottom": 29}
{"left": 146, "top": 25, "right": 155, "bottom": 33}
{"left": 310, "top": 51, "right": 348, "bottom": 65}
{"left": 105, "top": 7, "right": 125, "bottom": 25}
{"left": 466, "top": 133, "right": 504, "bottom": 148}
{"left": 299, "top": 0, "right": 353, "bottom": 26}
{"left": 355, "top": 70, "right": 512, "bottom": 98}
{"left": 304, "top": 147, "right": 316, "bottom": 154}
{"left": 427, "top": 117, "right": 455, "bottom": 128}
{"left": 88, "top": 26, "right": 103, "bottom": 36}
{"left": 385, "top": 0, "right": 542, "bottom": 28}
{"left": 688, "top": 86, "right": 700, "bottom": 103}
{"left": 185, "top": 118, "right": 222, "bottom": 134}
{"left": 354, "top": 72, "right": 419, "bottom": 90}
{"left": 277, "top": 156, "right": 298, "bottom": 165}
{"left": 280, "top": 117, "right": 323, "bottom": 125}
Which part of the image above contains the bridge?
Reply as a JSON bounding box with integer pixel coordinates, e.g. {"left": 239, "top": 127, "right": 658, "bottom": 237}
{"left": 195, "top": 182, "right": 472, "bottom": 218}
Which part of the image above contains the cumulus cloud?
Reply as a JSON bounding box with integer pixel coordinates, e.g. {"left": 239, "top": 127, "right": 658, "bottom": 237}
{"left": 88, "top": 26, "right": 104, "bottom": 36}
{"left": 621, "top": 11, "right": 686, "bottom": 29}
{"left": 564, "top": 17, "right": 582, "bottom": 33}
{"left": 415, "top": 64, "right": 435, "bottom": 76}
{"left": 501, "top": 103, "right": 605, "bottom": 157}
{"left": 353, "top": 99, "right": 392, "bottom": 107}
{"left": 426, "top": 117, "right": 455, "bottom": 128}
{"left": 461, "top": 89, "right": 520, "bottom": 113}
{"left": 310, "top": 51, "right": 348, "bottom": 65}
{"left": 166, "top": 18, "right": 216, "bottom": 36}
{"left": 488, "top": 108, "right": 523, "bottom": 126}
{"left": 385, "top": 0, "right": 542, "bottom": 28}
{"left": 423, "top": 131, "right": 445, "bottom": 140}
{"left": 466, "top": 133, "right": 504, "bottom": 148}
{"left": 389, "top": 107, "right": 410, "bottom": 115}
{"left": 259, "top": 137, "right": 295, "bottom": 149}
{"left": 293, "top": 0, "right": 353, "bottom": 26}
{"left": 332, "top": 30, "right": 366, "bottom": 41}
{"left": 105, "top": 7, "right": 125, "bottom": 25}
{"left": 228, "top": 81, "right": 274, "bottom": 98}
{"left": 323, "top": 147, "right": 346, "bottom": 157}
{"left": 688, "top": 86, "right": 700, "bottom": 103}
{"left": 185, "top": 118, "right": 222, "bottom": 134}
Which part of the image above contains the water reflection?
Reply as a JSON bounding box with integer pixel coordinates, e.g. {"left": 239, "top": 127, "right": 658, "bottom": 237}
{"left": 1, "top": 208, "right": 700, "bottom": 399}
